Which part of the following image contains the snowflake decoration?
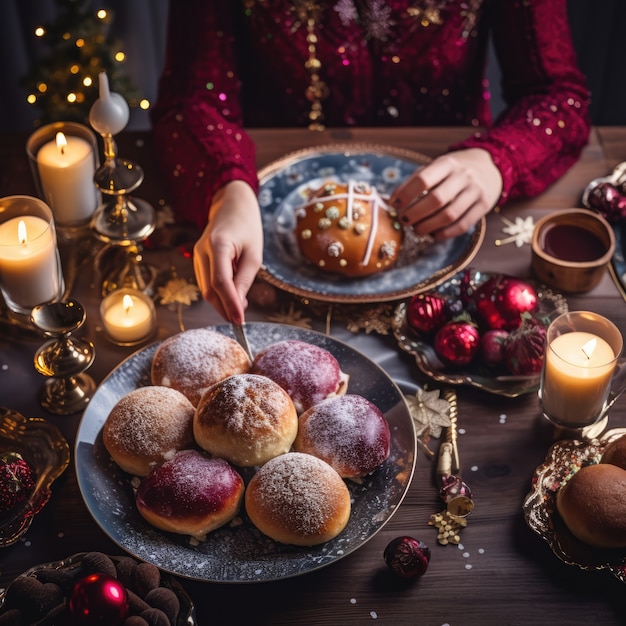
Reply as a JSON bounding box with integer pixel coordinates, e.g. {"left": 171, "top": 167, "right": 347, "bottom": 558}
{"left": 405, "top": 388, "right": 451, "bottom": 441}
{"left": 157, "top": 277, "right": 200, "bottom": 331}
{"left": 343, "top": 303, "right": 394, "bottom": 335}
{"left": 495, "top": 215, "right": 535, "bottom": 247}
{"left": 267, "top": 302, "right": 313, "bottom": 329}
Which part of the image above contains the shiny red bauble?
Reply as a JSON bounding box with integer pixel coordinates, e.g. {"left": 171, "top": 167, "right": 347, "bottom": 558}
{"left": 434, "top": 321, "right": 480, "bottom": 366}
{"left": 504, "top": 317, "right": 547, "bottom": 375}
{"left": 472, "top": 275, "right": 538, "bottom": 331}
{"left": 69, "top": 573, "right": 129, "bottom": 626}
{"left": 0, "top": 452, "right": 35, "bottom": 512}
{"left": 384, "top": 536, "right": 431, "bottom": 579}
{"left": 407, "top": 293, "right": 447, "bottom": 335}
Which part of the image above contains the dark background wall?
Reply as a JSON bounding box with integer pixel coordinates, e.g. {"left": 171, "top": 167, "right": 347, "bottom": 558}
{"left": 1, "top": 0, "right": 624, "bottom": 132}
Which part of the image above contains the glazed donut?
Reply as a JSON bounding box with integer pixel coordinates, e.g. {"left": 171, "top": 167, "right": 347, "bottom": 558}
{"left": 136, "top": 449, "right": 244, "bottom": 540}
{"left": 294, "top": 180, "right": 403, "bottom": 277}
{"left": 102, "top": 386, "right": 195, "bottom": 477}
{"left": 151, "top": 328, "right": 250, "bottom": 406}
{"left": 245, "top": 452, "right": 351, "bottom": 546}
{"left": 251, "top": 339, "right": 349, "bottom": 413}
{"left": 293, "top": 394, "right": 390, "bottom": 478}
{"left": 556, "top": 463, "right": 626, "bottom": 548}
{"left": 194, "top": 373, "right": 298, "bottom": 467}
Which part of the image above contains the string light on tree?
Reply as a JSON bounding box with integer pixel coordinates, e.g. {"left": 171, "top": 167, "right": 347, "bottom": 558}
{"left": 21, "top": 0, "right": 147, "bottom": 125}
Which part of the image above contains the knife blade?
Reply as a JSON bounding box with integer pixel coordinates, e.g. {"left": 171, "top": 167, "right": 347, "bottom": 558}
{"left": 232, "top": 323, "right": 253, "bottom": 362}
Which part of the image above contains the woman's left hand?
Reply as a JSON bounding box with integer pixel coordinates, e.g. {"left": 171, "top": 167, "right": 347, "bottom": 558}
{"left": 389, "top": 147, "right": 503, "bottom": 239}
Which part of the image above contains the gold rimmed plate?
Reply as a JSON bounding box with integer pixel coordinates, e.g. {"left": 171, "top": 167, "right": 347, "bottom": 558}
{"left": 75, "top": 323, "right": 416, "bottom": 583}
{"left": 257, "top": 143, "right": 485, "bottom": 303}
{"left": 523, "top": 428, "right": 626, "bottom": 582}
{"left": 392, "top": 269, "right": 568, "bottom": 398}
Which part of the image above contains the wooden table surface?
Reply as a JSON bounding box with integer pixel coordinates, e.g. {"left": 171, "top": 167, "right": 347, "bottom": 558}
{"left": 1, "top": 127, "right": 626, "bottom": 625}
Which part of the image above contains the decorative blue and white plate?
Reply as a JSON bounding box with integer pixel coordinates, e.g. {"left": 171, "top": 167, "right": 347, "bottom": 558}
{"left": 257, "top": 144, "right": 485, "bottom": 303}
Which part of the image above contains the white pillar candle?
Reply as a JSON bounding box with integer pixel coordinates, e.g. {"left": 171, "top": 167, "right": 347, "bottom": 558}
{"left": 0, "top": 215, "right": 61, "bottom": 309}
{"left": 101, "top": 289, "right": 156, "bottom": 344}
{"left": 541, "top": 331, "right": 616, "bottom": 426}
{"left": 36, "top": 131, "right": 98, "bottom": 225}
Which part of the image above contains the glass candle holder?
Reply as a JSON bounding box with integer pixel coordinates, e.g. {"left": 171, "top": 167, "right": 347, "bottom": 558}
{"left": 26, "top": 122, "right": 100, "bottom": 230}
{"left": 0, "top": 196, "right": 65, "bottom": 316}
{"left": 539, "top": 311, "right": 623, "bottom": 430}
{"left": 100, "top": 288, "right": 157, "bottom": 346}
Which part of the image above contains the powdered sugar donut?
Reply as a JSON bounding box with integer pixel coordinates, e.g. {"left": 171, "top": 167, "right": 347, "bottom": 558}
{"left": 294, "top": 394, "right": 391, "bottom": 478}
{"left": 136, "top": 449, "right": 244, "bottom": 540}
{"left": 194, "top": 373, "right": 298, "bottom": 467}
{"left": 102, "top": 386, "right": 195, "bottom": 477}
{"left": 245, "top": 452, "right": 351, "bottom": 546}
{"left": 251, "top": 339, "right": 348, "bottom": 414}
{"left": 151, "top": 328, "right": 250, "bottom": 406}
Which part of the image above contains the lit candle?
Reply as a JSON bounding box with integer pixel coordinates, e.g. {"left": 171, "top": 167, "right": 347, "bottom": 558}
{"left": 101, "top": 289, "right": 156, "bottom": 344}
{"left": 541, "top": 331, "right": 616, "bottom": 426}
{"left": 0, "top": 213, "right": 61, "bottom": 311}
{"left": 35, "top": 129, "right": 98, "bottom": 225}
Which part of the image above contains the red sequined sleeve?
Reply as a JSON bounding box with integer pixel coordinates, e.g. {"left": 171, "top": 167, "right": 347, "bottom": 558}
{"left": 151, "top": 3, "right": 257, "bottom": 229}
{"left": 451, "top": 0, "right": 591, "bottom": 204}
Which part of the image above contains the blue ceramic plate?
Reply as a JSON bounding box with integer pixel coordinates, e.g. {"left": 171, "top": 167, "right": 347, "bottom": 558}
{"left": 75, "top": 323, "right": 416, "bottom": 583}
{"left": 257, "top": 144, "right": 485, "bottom": 303}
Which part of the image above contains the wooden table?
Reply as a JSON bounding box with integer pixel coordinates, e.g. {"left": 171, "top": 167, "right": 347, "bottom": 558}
{"left": 1, "top": 127, "right": 626, "bottom": 625}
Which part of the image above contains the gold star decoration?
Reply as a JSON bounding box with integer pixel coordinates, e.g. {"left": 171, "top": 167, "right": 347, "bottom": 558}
{"left": 157, "top": 276, "right": 200, "bottom": 331}
{"left": 405, "top": 387, "right": 451, "bottom": 450}
{"left": 342, "top": 303, "right": 395, "bottom": 335}
{"left": 267, "top": 302, "right": 313, "bottom": 329}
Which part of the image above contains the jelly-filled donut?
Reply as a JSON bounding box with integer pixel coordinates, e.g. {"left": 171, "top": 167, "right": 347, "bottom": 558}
{"left": 294, "top": 394, "right": 391, "bottom": 478}
{"left": 251, "top": 339, "right": 349, "bottom": 414}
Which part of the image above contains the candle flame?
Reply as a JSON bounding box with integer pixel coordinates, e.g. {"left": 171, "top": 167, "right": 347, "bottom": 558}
{"left": 55, "top": 132, "right": 67, "bottom": 155}
{"left": 122, "top": 294, "right": 134, "bottom": 314}
{"left": 17, "top": 220, "right": 27, "bottom": 245}
{"left": 581, "top": 338, "right": 597, "bottom": 360}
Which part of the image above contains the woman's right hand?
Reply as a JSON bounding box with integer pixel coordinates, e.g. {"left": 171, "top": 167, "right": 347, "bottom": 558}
{"left": 193, "top": 180, "right": 263, "bottom": 325}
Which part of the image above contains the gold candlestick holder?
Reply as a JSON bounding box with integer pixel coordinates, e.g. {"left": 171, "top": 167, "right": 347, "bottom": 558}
{"left": 31, "top": 300, "right": 96, "bottom": 415}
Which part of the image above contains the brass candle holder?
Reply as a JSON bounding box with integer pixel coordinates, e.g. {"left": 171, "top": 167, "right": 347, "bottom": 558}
{"left": 31, "top": 300, "right": 95, "bottom": 415}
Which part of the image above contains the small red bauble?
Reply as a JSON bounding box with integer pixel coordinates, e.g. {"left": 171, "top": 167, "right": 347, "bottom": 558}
{"left": 480, "top": 329, "right": 509, "bottom": 368}
{"left": 434, "top": 321, "right": 480, "bottom": 367}
{"left": 504, "top": 317, "right": 547, "bottom": 375}
{"left": 384, "top": 536, "right": 431, "bottom": 579}
{"left": 0, "top": 452, "right": 35, "bottom": 513}
{"left": 407, "top": 293, "right": 447, "bottom": 334}
{"left": 472, "top": 275, "right": 538, "bottom": 331}
{"left": 69, "top": 573, "right": 129, "bottom": 626}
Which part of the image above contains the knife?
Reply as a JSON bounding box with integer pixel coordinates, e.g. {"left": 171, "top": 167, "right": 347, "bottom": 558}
{"left": 232, "top": 323, "right": 253, "bottom": 363}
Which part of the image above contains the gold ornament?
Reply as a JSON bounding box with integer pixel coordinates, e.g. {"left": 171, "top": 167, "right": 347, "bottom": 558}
{"left": 267, "top": 302, "right": 313, "bottom": 329}
{"left": 157, "top": 276, "right": 200, "bottom": 331}
{"left": 406, "top": 387, "right": 451, "bottom": 441}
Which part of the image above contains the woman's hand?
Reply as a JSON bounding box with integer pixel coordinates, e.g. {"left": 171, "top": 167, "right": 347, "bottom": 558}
{"left": 193, "top": 180, "right": 263, "bottom": 325}
{"left": 389, "top": 148, "right": 503, "bottom": 238}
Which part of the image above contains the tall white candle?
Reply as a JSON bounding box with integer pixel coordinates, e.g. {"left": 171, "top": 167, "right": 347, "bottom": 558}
{"left": 36, "top": 131, "right": 98, "bottom": 225}
{"left": 0, "top": 215, "right": 61, "bottom": 309}
{"left": 101, "top": 289, "right": 156, "bottom": 344}
{"left": 541, "top": 331, "right": 616, "bottom": 426}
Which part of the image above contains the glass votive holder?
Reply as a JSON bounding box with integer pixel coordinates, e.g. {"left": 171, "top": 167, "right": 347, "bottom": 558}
{"left": 100, "top": 288, "right": 157, "bottom": 346}
{"left": 539, "top": 311, "right": 623, "bottom": 431}
{"left": 0, "top": 195, "right": 65, "bottom": 316}
{"left": 26, "top": 121, "right": 100, "bottom": 231}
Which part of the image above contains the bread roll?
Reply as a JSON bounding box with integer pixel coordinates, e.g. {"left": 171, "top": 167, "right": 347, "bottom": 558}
{"left": 103, "top": 386, "right": 195, "bottom": 477}
{"left": 556, "top": 463, "right": 626, "bottom": 548}
{"left": 251, "top": 339, "right": 348, "bottom": 413}
{"left": 151, "top": 328, "right": 250, "bottom": 406}
{"left": 294, "top": 394, "right": 391, "bottom": 478}
{"left": 601, "top": 434, "right": 626, "bottom": 469}
{"left": 136, "top": 449, "right": 244, "bottom": 540}
{"left": 294, "top": 180, "right": 403, "bottom": 277}
{"left": 194, "top": 373, "right": 298, "bottom": 467}
{"left": 245, "top": 452, "right": 351, "bottom": 546}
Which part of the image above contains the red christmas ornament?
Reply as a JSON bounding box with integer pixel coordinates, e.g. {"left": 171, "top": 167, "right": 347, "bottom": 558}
{"left": 585, "top": 182, "right": 626, "bottom": 225}
{"left": 472, "top": 275, "right": 538, "bottom": 331}
{"left": 0, "top": 452, "right": 35, "bottom": 513}
{"left": 504, "top": 317, "right": 547, "bottom": 375}
{"left": 480, "top": 329, "right": 509, "bottom": 368}
{"left": 407, "top": 293, "right": 447, "bottom": 334}
{"left": 384, "top": 536, "right": 431, "bottom": 579}
{"left": 434, "top": 321, "right": 480, "bottom": 367}
{"left": 69, "top": 573, "right": 129, "bottom": 626}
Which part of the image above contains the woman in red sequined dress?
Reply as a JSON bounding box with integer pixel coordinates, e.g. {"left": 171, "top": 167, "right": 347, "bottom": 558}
{"left": 152, "top": 1, "right": 590, "bottom": 324}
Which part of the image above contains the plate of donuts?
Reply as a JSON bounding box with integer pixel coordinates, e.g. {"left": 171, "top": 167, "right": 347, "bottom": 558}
{"left": 75, "top": 323, "right": 417, "bottom": 583}
{"left": 523, "top": 428, "right": 626, "bottom": 582}
{"left": 257, "top": 143, "right": 485, "bottom": 304}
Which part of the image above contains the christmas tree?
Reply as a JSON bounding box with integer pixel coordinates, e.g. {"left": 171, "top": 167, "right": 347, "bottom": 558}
{"left": 21, "top": 0, "right": 143, "bottom": 126}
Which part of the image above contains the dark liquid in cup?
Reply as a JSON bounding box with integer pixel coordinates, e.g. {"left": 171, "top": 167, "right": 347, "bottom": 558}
{"left": 541, "top": 223, "right": 607, "bottom": 262}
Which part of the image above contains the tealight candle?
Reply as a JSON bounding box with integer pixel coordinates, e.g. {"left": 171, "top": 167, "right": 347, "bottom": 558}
{"left": 539, "top": 311, "right": 622, "bottom": 429}
{"left": 26, "top": 122, "right": 99, "bottom": 226}
{"left": 100, "top": 288, "right": 156, "bottom": 345}
{"left": 0, "top": 196, "right": 63, "bottom": 315}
